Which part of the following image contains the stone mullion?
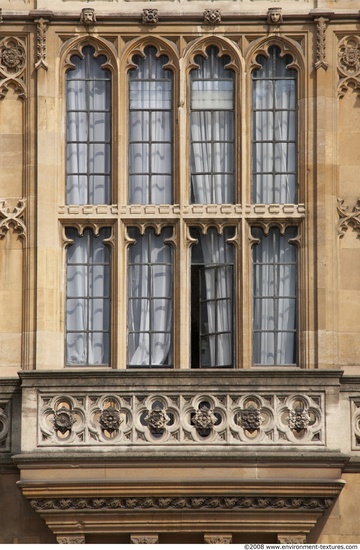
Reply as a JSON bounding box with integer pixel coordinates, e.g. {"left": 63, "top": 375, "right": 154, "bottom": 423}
{"left": 117, "top": 220, "right": 128, "bottom": 369}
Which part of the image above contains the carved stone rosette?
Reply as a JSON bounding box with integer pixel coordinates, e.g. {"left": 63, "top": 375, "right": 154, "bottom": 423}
{"left": 238, "top": 406, "right": 262, "bottom": 434}
{"left": 337, "top": 198, "right": 360, "bottom": 238}
{"left": 287, "top": 407, "right": 310, "bottom": 433}
{"left": 145, "top": 406, "right": 170, "bottom": 435}
{"left": 99, "top": 406, "right": 122, "bottom": 434}
{"left": 0, "top": 36, "right": 26, "bottom": 99}
{"left": 52, "top": 407, "right": 75, "bottom": 436}
{"left": 203, "top": 10, "right": 221, "bottom": 26}
{"left": 337, "top": 35, "right": 360, "bottom": 98}
{"left": 34, "top": 18, "right": 49, "bottom": 71}
{"left": 142, "top": 9, "right": 158, "bottom": 26}
{"left": 315, "top": 18, "right": 329, "bottom": 71}
{"left": 0, "top": 199, "right": 26, "bottom": 241}
{"left": 192, "top": 404, "right": 218, "bottom": 436}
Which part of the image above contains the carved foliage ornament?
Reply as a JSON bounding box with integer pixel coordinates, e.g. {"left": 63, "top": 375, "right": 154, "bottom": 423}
{"left": 239, "top": 406, "right": 262, "bottom": 434}
{"left": 131, "top": 535, "right": 159, "bottom": 544}
{"left": 142, "top": 9, "right": 158, "bottom": 26}
{"left": 337, "top": 198, "right": 360, "bottom": 238}
{"left": 0, "top": 199, "right": 26, "bottom": 240}
{"left": 0, "top": 37, "right": 26, "bottom": 99}
{"left": 57, "top": 537, "right": 85, "bottom": 545}
{"left": 30, "top": 496, "right": 335, "bottom": 512}
{"left": 99, "top": 407, "right": 122, "bottom": 434}
{"left": 192, "top": 404, "right": 218, "bottom": 436}
{"left": 287, "top": 407, "right": 310, "bottom": 433}
{"left": 203, "top": 10, "right": 221, "bottom": 25}
{"left": 145, "top": 407, "right": 170, "bottom": 435}
{"left": 35, "top": 18, "right": 49, "bottom": 71}
{"left": 52, "top": 407, "right": 75, "bottom": 435}
{"left": 315, "top": 18, "right": 329, "bottom": 71}
{"left": 204, "top": 534, "right": 232, "bottom": 544}
{"left": 338, "top": 35, "right": 360, "bottom": 98}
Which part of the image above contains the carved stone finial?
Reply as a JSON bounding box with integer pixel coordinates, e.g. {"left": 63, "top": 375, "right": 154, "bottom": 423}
{"left": 287, "top": 407, "right": 310, "bottom": 433}
{"left": 34, "top": 18, "right": 49, "bottom": 72}
{"left": 80, "top": 8, "right": 97, "bottom": 27}
{"left": 142, "top": 9, "right": 158, "bottom": 25}
{"left": 99, "top": 407, "right": 122, "bottom": 434}
{"left": 145, "top": 406, "right": 170, "bottom": 435}
{"left": 52, "top": 407, "right": 75, "bottom": 435}
{"left": 239, "top": 406, "right": 262, "bottom": 433}
{"left": 315, "top": 17, "right": 329, "bottom": 71}
{"left": 0, "top": 199, "right": 26, "bottom": 240}
{"left": 267, "top": 7, "right": 283, "bottom": 26}
{"left": 192, "top": 405, "right": 217, "bottom": 436}
{"left": 203, "top": 9, "right": 221, "bottom": 25}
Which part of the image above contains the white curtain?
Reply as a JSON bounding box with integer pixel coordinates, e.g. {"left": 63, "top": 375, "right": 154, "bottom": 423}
{"left": 128, "top": 228, "right": 172, "bottom": 366}
{"left": 66, "top": 228, "right": 111, "bottom": 365}
{"left": 192, "top": 227, "right": 233, "bottom": 367}
{"left": 66, "top": 47, "right": 111, "bottom": 205}
{"left": 128, "top": 47, "right": 172, "bottom": 204}
{"left": 253, "top": 227, "right": 297, "bottom": 365}
{"left": 190, "top": 47, "right": 234, "bottom": 204}
{"left": 252, "top": 47, "right": 297, "bottom": 204}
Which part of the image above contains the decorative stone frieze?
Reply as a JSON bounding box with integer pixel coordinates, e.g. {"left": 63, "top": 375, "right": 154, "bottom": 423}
{"left": 203, "top": 10, "right": 221, "bottom": 25}
{"left": 34, "top": 18, "right": 49, "bottom": 71}
{"left": 131, "top": 534, "right": 159, "bottom": 544}
{"left": 57, "top": 536, "right": 85, "bottom": 544}
{"left": 38, "top": 392, "right": 324, "bottom": 447}
{"left": 337, "top": 198, "right": 360, "bottom": 238}
{"left": 30, "top": 496, "right": 335, "bottom": 513}
{"left": 0, "top": 199, "right": 26, "bottom": 240}
{"left": 0, "top": 37, "right": 26, "bottom": 99}
{"left": 314, "top": 17, "right": 329, "bottom": 71}
{"left": 337, "top": 35, "right": 360, "bottom": 98}
{"left": 80, "top": 8, "right": 96, "bottom": 27}
{"left": 142, "top": 9, "right": 158, "bottom": 25}
{"left": 267, "top": 8, "right": 283, "bottom": 26}
{"left": 204, "top": 534, "right": 232, "bottom": 544}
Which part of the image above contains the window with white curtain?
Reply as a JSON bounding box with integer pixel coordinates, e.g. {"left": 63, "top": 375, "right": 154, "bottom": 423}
{"left": 252, "top": 46, "right": 297, "bottom": 204}
{"left": 127, "top": 227, "right": 173, "bottom": 368}
{"left": 65, "top": 227, "right": 111, "bottom": 366}
{"left": 190, "top": 46, "right": 235, "bottom": 204}
{"left": 191, "top": 227, "right": 235, "bottom": 368}
{"left": 66, "top": 46, "right": 111, "bottom": 205}
{"left": 128, "top": 47, "right": 173, "bottom": 204}
{"left": 252, "top": 226, "right": 298, "bottom": 365}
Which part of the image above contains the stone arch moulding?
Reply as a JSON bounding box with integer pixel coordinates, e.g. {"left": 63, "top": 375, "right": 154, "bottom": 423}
{"left": 183, "top": 35, "right": 243, "bottom": 76}
{"left": 59, "top": 35, "right": 118, "bottom": 76}
{"left": 121, "top": 36, "right": 180, "bottom": 76}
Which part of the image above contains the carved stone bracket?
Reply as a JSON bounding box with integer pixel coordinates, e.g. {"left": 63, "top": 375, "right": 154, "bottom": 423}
{"left": 337, "top": 198, "right": 360, "bottom": 238}
{"left": 131, "top": 534, "right": 159, "bottom": 544}
{"left": 315, "top": 18, "right": 329, "bottom": 71}
{"left": 57, "top": 536, "right": 85, "bottom": 544}
{"left": 204, "top": 534, "right": 232, "bottom": 544}
{"left": 267, "top": 8, "right": 283, "bottom": 26}
{"left": 203, "top": 10, "right": 221, "bottom": 25}
{"left": 0, "top": 199, "right": 26, "bottom": 240}
{"left": 80, "top": 8, "right": 96, "bottom": 27}
{"left": 34, "top": 18, "right": 49, "bottom": 71}
{"left": 142, "top": 9, "right": 158, "bottom": 25}
{"left": 337, "top": 35, "right": 360, "bottom": 98}
{"left": 30, "top": 496, "right": 335, "bottom": 513}
{"left": 0, "top": 36, "right": 26, "bottom": 100}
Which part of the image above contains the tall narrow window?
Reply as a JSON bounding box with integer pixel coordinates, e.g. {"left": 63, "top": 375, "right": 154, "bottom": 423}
{"left": 66, "top": 227, "right": 111, "bottom": 366}
{"left": 128, "top": 47, "right": 173, "bottom": 204}
{"left": 252, "top": 46, "right": 297, "bottom": 204}
{"left": 66, "top": 46, "right": 111, "bottom": 205}
{"left": 191, "top": 227, "right": 235, "bottom": 368}
{"left": 190, "top": 46, "right": 235, "bottom": 204}
{"left": 252, "top": 226, "right": 297, "bottom": 365}
{"left": 128, "top": 227, "right": 173, "bottom": 367}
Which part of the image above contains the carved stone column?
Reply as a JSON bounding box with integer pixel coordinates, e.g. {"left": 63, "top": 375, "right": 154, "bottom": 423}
{"left": 204, "top": 534, "right": 232, "bottom": 544}
{"left": 56, "top": 535, "right": 85, "bottom": 544}
{"left": 277, "top": 533, "right": 307, "bottom": 544}
{"left": 130, "top": 534, "right": 159, "bottom": 544}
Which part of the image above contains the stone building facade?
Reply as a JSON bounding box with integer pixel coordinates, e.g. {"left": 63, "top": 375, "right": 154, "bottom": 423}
{"left": 1, "top": 0, "right": 360, "bottom": 544}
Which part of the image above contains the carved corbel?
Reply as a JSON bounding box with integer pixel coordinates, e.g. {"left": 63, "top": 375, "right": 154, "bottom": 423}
{"left": 80, "top": 8, "right": 96, "bottom": 27}
{"left": 0, "top": 199, "right": 26, "bottom": 240}
{"left": 0, "top": 36, "right": 27, "bottom": 100}
{"left": 314, "top": 17, "right": 329, "bottom": 71}
{"left": 267, "top": 8, "right": 283, "bottom": 26}
{"left": 337, "top": 35, "right": 360, "bottom": 98}
{"left": 203, "top": 10, "right": 221, "bottom": 25}
{"left": 337, "top": 198, "right": 360, "bottom": 238}
{"left": 142, "top": 9, "right": 158, "bottom": 26}
{"left": 34, "top": 18, "right": 49, "bottom": 71}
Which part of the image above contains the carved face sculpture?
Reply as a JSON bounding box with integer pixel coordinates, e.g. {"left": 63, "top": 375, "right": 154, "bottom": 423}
{"left": 82, "top": 9, "right": 96, "bottom": 25}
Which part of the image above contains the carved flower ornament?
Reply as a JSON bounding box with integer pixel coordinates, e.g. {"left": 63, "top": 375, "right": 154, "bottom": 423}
{"left": 239, "top": 406, "right": 261, "bottom": 433}
{"left": 192, "top": 405, "right": 217, "bottom": 435}
{"left": 99, "top": 407, "right": 122, "bottom": 434}
{"left": 145, "top": 406, "right": 170, "bottom": 434}
{"left": 287, "top": 407, "right": 310, "bottom": 433}
{"left": 52, "top": 407, "right": 75, "bottom": 435}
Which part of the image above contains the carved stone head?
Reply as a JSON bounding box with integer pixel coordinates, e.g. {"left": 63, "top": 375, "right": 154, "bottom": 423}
{"left": 267, "top": 8, "right": 283, "bottom": 25}
{"left": 80, "top": 8, "right": 97, "bottom": 27}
